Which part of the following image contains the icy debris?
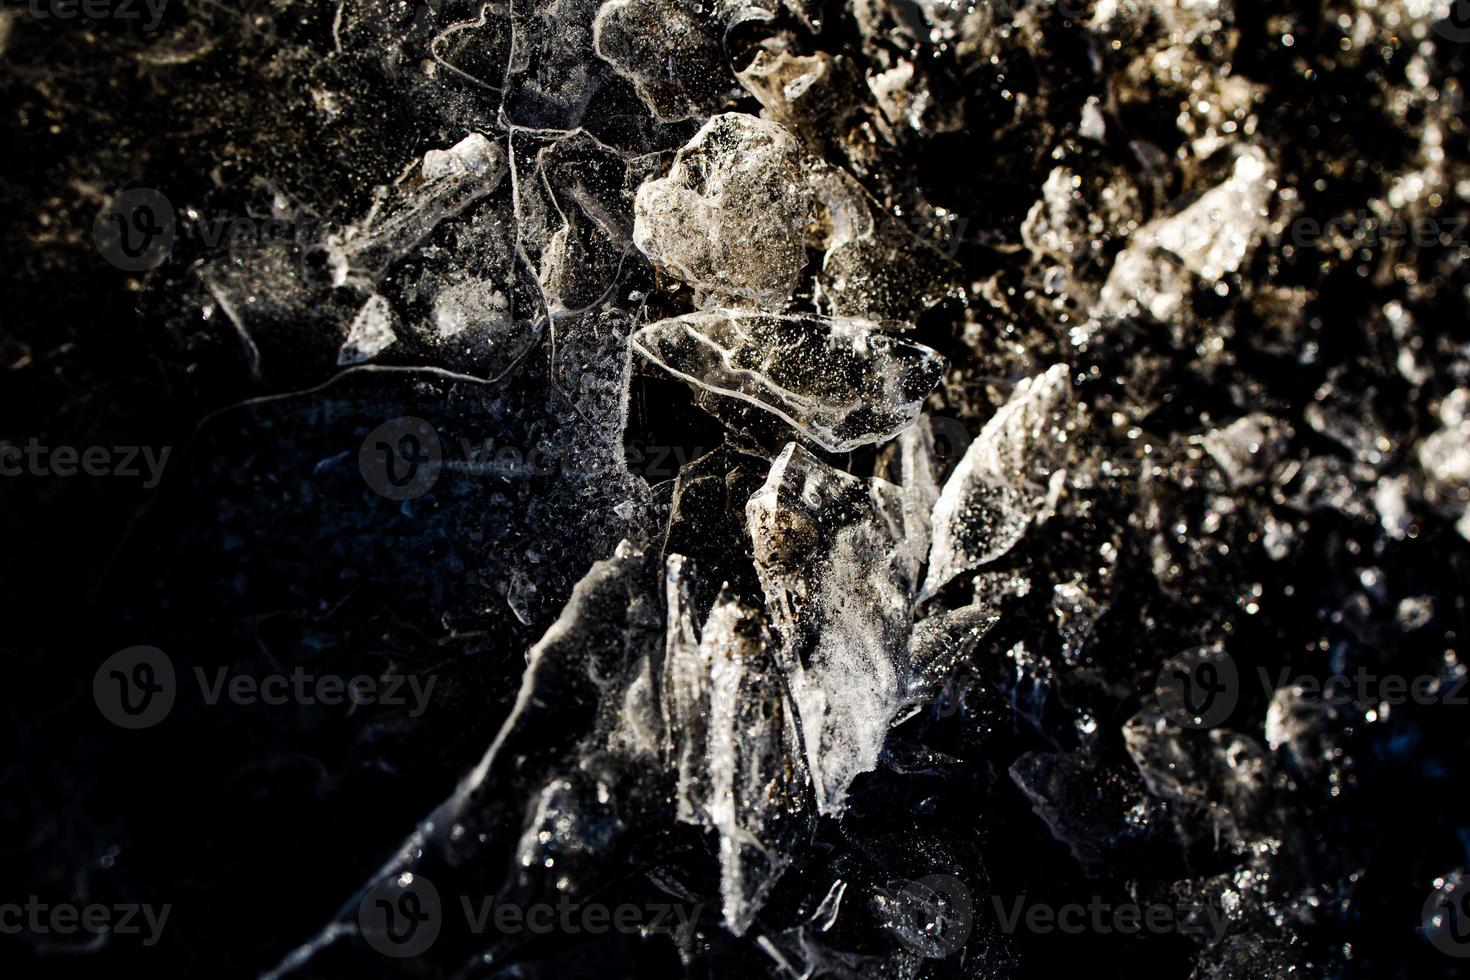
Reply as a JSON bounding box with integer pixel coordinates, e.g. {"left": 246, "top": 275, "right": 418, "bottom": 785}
{"left": 501, "top": 0, "right": 615, "bottom": 131}
{"left": 633, "top": 113, "right": 813, "bottom": 307}
{"left": 506, "top": 566, "right": 539, "bottom": 625}
{"left": 1375, "top": 474, "right": 1414, "bottom": 540}
{"left": 1080, "top": 98, "right": 1106, "bottom": 141}
{"left": 631, "top": 310, "right": 945, "bottom": 453}
{"left": 876, "top": 417, "right": 945, "bottom": 563}
{"left": 532, "top": 132, "right": 644, "bottom": 313}
{"left": 432, "top": 280, "right": 511, "bottom": 339}
{"left": 1197, "top": 414, "right": 1290, "bottom": 489}
{"left": 1397, "top": 595, "right": 1434, "bottom": 631}
{"left": 1418, "top": 414, "right": 1470, "bottom": 511}
{"left": 1099, "top": 146, "right": 1274, "bottom": 321}
{"left": 1263, "top": 681, "right": 1359, "bottom": 799}
{"left": 736, "top": 49, "right": 837, "bottom": 135}
{"left": 593, "top": 0, "right": 733, "bottom": 122}
{"left": 905, "top": 604, "right": 999, "bottom": 709}
{"left": 702, "top": 593, "right": 805, "bottom": 934}
{"left": 419, "top": 279, "right": 539, "bottom": 379}
{"left": 747, "top": 444, "right": 919, "bottom": 813}
{"left": 998, "top": 640, "right": 1052, "bottom": 731}
{"left": 662, "top": 555, "right": 710, "bottom": 823}
{"left": 1010, "top": 749, "right": 1160, "bottom": 873}
{"left": 734, "top": 49, "right": 877, "bottom": 165}
{"left": 1123, "top": 706, "right": 1270, "bottom": 845}
{"left": 1051, "top": 577, "right": 1106, "bottom": 666}
{"left": 659, "top": 556, "right": 809, "bottom": 934}
{"left": 1416, "top": 397, "right": 1470, "bottom": 539}
{"left": 1287, "top": 456, "right": 1372, "bottom": 521}
{"left": 803, "top": 163, "right": 961, "bottom": 322}
{"left": 337, "top": 293, "right": 398, "bottom": 365}
{"left": 816, "top": 222, "right": 959, "bottom": 322}
{"left": 1022, "top": 164, "right": 1142, "bottom": 281}
{"left": 923, "top": 365, "right": 1075, "bottom": 598}
{"left": 335, "top": 133, "right": 506, "bottom": 281}
{"left": 421, "top": 133, "right": 502, "bottom": 181}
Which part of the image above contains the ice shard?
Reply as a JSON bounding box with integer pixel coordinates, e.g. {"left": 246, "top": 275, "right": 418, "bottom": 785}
{"left": 747, "top": 443, "right": 919, "bottom": 813}
{"left": 333, "top": 133, "right": 507, "bottom": 283}
{"left": 923, "top": 364, "right": 1075, "bottom": 598}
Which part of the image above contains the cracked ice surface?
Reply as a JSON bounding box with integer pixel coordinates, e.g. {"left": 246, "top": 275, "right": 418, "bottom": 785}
{"left": 16, "top": 0, "right": 1470, "bottom": 974}
{"left": 632, "top": 309, "right": 945, "bottom": 452}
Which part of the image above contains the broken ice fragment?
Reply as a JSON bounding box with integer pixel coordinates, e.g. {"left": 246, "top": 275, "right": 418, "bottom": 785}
{"left": 747, "top": 444, "right": 919, "bottom": 813}
{"left": 1010, "top": 749, "right": 1160, "bottom": 873}
{"left": 632, "top": 310, "right": 945, "bottom": 453}
{"left": 805, "top": 163, "right": 961, "bottom": 322}
{"left": 658, "top": 558, "right": 810, "bottom": 934}
{"left": 1151, "top": 148, "right": 1273, "bottom": 279}
{"left": 431, "top": 280, "right": 511, "bottom": 339}
{"left": 1051, "top": 577, "right": 1105, "bottom": 666}
{"left": 1101, "top": 149, "right": 1269, "bottom": 309}
{"left": 335, "top": 133, "right": 506, "bottom": 281}
{"left": 337, "top": 293, "right": 398, "bottom": 365}
{"left": 1419, "top": 416, "right": 1470, "bottom": 508}
{"left": 662, "top": 554, "right": 712, "bottom": 824}
{"left": 923, "top": 365, "right": 1074, "bottom": 598}
{"left": 905, "top": 603, "right": 999, "bottom": 710}
{"left": 876, "top": 416, "right": 945, "bottom": 564}
{"left": 1196, "top": 413, "right": 1290, "bottom": 489}
{"left": 1123, "top": 706, "right": 1269, "bottom": 846}
{"left": 1099, "top": 145, "right": 1273, "bottom": 320}
{"left": 633, "top": 113, "right": 813, "bottom": 307}
{"left": 702, "top": 593, "right": 805, "bottom": 935}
